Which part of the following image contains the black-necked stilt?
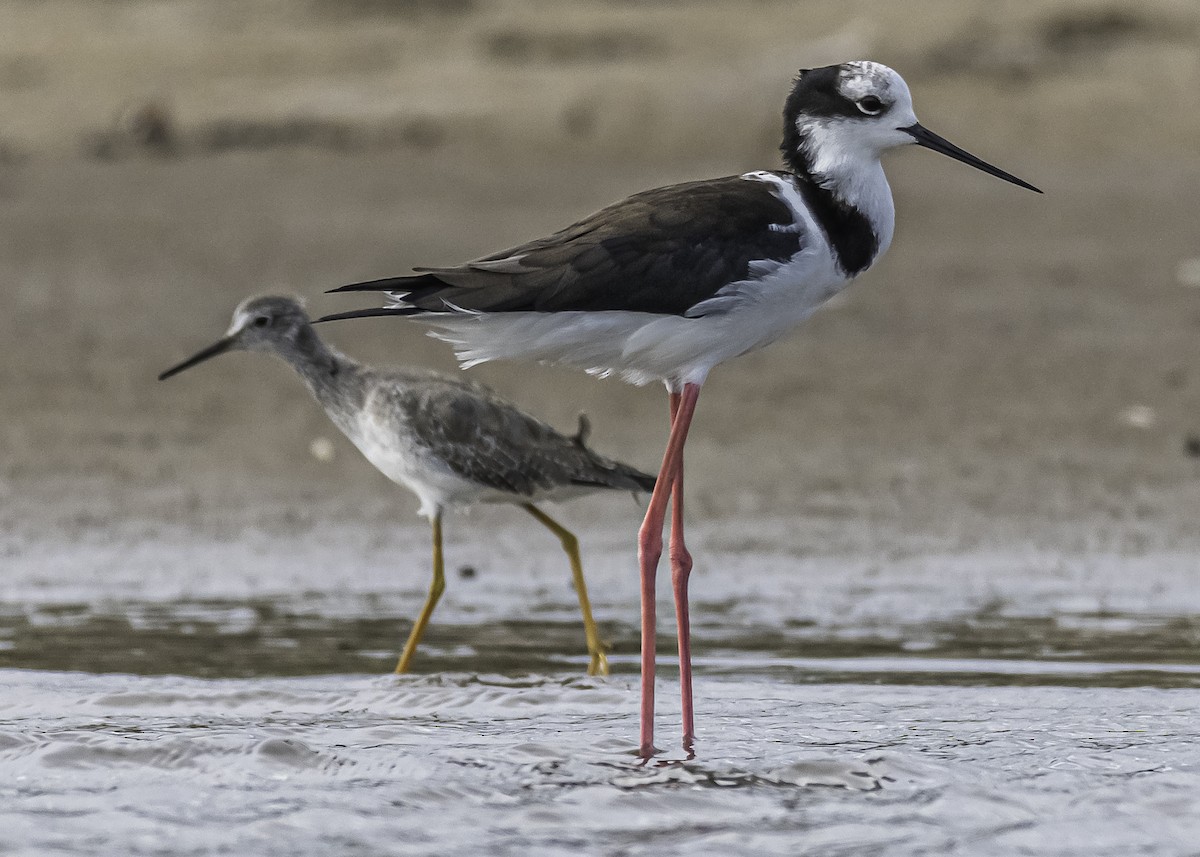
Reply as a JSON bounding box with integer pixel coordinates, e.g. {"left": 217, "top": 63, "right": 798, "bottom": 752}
{"left": 319, "top": 61, "right": 1042, "bottom": 757}
{"left": 160, "top": 295, "right": 656, "bottom": 676}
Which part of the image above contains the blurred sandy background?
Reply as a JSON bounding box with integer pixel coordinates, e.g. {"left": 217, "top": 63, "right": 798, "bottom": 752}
{"left": 2, "top": 0, "right": 1200, "bottom": 605}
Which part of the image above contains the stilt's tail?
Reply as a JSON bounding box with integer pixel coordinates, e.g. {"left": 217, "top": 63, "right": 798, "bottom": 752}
{"left": 315, "top": 306, "right": 421, "bottom": 324}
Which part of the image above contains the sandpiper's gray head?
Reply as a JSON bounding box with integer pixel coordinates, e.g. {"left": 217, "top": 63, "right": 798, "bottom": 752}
{"left": 782, "top": 60, "right": 1041, "bottom": 193}
{"left": 158, "top": 295, "right": 312, "bottom": 380}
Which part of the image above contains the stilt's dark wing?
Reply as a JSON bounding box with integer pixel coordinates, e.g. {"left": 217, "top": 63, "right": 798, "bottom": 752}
{"left": 329, "top": 175, "right": 806, "bottom": 317}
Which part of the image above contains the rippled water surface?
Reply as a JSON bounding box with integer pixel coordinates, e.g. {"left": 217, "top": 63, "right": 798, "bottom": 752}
{"left": 4, "top": 670, "right": 1200, "bottom": 857}
{"left": 4, "top": 532, "right": 1200, "bottom": 856}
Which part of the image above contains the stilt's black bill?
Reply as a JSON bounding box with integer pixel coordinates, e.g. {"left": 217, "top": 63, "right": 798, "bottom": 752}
{"left": 158, "top": 337, "right": 235, "bottom": 380}
{"left": 902, "top": 123, "right": 1042, "bottom": 193}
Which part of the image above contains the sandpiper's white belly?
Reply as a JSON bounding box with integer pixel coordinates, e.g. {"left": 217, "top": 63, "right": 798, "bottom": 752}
{"left": 342, "top": 402, "right": 600, "bottom": 518}
{"left": 343, "top": 408, "right": 486, "bottom": 518}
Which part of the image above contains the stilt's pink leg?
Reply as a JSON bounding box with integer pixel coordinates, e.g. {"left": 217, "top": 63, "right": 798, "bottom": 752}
{"left": 637, "top": 383, "right": 701, "bottom": 759}
{"left": 668, "top": 392, "right": 696, "bottom": 754}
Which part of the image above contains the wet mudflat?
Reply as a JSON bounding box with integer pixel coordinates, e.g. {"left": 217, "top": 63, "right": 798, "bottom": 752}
{"left": 4, "top": 530, "right": 1200, "bottom": 856}
{"left": 4, "top": 662, "right": 1200, "bottom": 857}
{"left": 13, "top": 668, "right": 1200, "bottom": 857}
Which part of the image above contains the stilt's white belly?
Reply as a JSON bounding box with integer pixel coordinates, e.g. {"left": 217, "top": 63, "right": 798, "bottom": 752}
{"left": 425, "top": 240, "right": 850, "bottom": 387}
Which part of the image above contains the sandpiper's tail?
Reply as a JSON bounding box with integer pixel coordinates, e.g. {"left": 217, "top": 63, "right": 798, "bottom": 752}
{"left": 572, "top": 458, "right": 656, "bottom": 495}
{"left": 567, "top": 415, "right": 656, "bottom": 494}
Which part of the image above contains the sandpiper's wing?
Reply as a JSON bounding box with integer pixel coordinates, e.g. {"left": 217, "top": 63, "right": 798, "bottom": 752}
{"left": 373, "top": 376, "right": 653, "bottom": 497}
{"left": 328, "top": 175, "right": 808, "bottom": 318}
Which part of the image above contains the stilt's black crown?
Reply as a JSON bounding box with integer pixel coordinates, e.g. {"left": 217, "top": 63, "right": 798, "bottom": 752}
{"left": 786, "top": 65, "right": 866, "bottom": 125}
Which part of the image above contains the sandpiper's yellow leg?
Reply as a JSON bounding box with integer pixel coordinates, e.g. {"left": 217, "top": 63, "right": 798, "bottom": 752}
{"left": 523, "top": 504, "right": 610, "bottom": 676}
{"left": 395, "top": 512, "right": 445, "bottom": 674}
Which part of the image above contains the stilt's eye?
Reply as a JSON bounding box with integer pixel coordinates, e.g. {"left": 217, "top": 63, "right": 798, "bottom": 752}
{"left": 857, "top": 95, "right": 884, "bottom": 115}
{"left": 253, "top": 316, "right": 270, "bottom": 328}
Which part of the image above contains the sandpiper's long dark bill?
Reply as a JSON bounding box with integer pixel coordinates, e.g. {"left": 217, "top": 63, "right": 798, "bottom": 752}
{"left": 158, "top": 336, "right": 236, "bottom": 380}
{"left": 318, "top": 60, "right": 1043, "bottom": 758}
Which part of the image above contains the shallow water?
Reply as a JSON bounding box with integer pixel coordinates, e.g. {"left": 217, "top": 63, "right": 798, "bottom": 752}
{"left": 4, "top": 670, "right": 1200, "bottom": 856}
{"left": 4, "top": 535, "right": 1200, "bottom": 856}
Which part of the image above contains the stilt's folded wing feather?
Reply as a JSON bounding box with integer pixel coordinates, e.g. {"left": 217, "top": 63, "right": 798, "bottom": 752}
{"left": 341, "top": 175, "right": 806, "bottom": 317}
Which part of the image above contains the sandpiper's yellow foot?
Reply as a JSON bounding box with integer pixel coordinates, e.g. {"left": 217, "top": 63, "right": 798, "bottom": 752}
{"left": 588, "top": 648, "right": 610, "bottom": 677}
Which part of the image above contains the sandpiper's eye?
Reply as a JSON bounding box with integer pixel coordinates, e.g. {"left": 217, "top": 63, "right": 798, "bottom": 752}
{"left": 857, "top": 95, "right": 884, "bottom": 116}
{"left": 253, "top": 316, "right": 270, "bottom": 328}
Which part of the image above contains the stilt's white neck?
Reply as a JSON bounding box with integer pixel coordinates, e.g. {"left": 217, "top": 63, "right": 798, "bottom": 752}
{"left": 818, "top": 162, "right": 893, "bottom": 260}
{"left": 787, "top": 120, "right": 896, "bottom": 261}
